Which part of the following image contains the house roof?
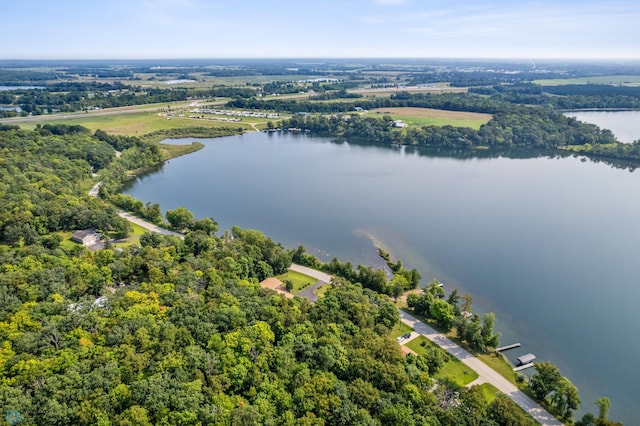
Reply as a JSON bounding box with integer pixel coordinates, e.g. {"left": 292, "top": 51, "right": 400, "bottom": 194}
{"left": 72, "top": 229, "right": 98, "bottom": 240}
{"left": 517, "top": 353, "right": 536, "bottom": 365}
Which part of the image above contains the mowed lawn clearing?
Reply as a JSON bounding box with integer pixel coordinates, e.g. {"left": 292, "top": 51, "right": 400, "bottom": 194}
{"left": 276, "top": 270, "right": 317, "bottom": 294}
{"left": 478, "top": 383, "right": 501, "bottom": 404}
{"left": 366, "top": 107, "right": 491, "bottom": 130}
{"left": 390, "top": 321, "right": 414, "bottom": 339}
{"left": 405, "top": 335, "right": 479, "bottom": 386}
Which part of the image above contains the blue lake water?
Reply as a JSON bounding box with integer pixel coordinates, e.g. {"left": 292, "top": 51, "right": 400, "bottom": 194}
{"left": 0, "top": 86, "right": 45, "bottom": 91}
{"left": 566, "top": 110, "right": 640, "bottom": 144}
{"left": 126, "top": 131, "right": 640, "bottom": 423}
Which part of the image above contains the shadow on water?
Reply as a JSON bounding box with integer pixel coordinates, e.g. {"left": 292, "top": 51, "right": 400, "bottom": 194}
{"left": 323, "top": 135, "right": 639, "bottom": 171}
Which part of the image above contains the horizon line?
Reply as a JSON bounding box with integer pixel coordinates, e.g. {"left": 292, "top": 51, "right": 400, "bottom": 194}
{"left": 2, "top": 57, "right": 640, "bottom": 62}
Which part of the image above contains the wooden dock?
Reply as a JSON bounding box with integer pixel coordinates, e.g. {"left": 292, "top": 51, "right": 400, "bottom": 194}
{"left": 514, "top": 363, "right": 536, "bottom": 372}
{"left": 496, "top": 343, "right": 521, "bottom": 352}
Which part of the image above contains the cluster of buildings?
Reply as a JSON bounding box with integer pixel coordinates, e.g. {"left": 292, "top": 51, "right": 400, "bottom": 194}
{"left": 190, "top": 108, "right": 279, "bottom": 119}
{"left": 188, "top": 115, "right": 241, "bottom": 123}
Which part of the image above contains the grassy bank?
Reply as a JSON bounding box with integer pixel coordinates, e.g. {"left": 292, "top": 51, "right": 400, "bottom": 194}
{"left": 159, "top": 142, "right": 205, "bottom": 161}
{"left": 139, "top": 126, "right": 244, "bottom": 143}
{"left": 399, "top": 307, "right": 527, "bottom": 391}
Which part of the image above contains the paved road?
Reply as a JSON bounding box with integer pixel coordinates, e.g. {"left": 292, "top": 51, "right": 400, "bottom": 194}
{"left": 87, "top": 182, "right": 185, "bottom": 239}
{"left": 296, "top": 281, "right": 324, "bottom": 303}
{"left": 400, "top": 310, "right": 563, "bottom": 426}
{"left": 289, "top": 263, "right": 332, "bottom": 283}
{"left": 117, "top": 211, "right": 185, "bottom": 239}
{"left": 88, "top": 181, "right": 103, "bottom": 197}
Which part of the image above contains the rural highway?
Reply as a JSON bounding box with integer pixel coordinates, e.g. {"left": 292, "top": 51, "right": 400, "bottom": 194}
{"left": 400, "top": 310, "right": 563, "bottom": 426}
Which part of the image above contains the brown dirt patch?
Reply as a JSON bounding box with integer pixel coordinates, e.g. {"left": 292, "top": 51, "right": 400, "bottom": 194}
{"left": 259, "top": 277, "right": 294, "bottom": 299}
{"left": 397, "top": 288, "right": 422, "bottom": 307}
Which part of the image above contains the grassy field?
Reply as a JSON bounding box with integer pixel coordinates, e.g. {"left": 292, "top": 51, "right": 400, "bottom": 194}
{"left": 56, "top": 223, "right": 151, "bottom": 251}
{"left": 313, "top": 283, "right": 331, "bottom": 298}
{"left": 478, "top": 383, "right": 500, "bottom": 403}
{"left": 123, "top": 73, "right": 315, "bottom": 89}
{"left": 110, "top": 223, "right": 148, "bottom": 249}
{"left": 352, "top": 84, "right": 468, "bottom": 97}
{"left": 534, "top": 75, "right": 640, "bottom": 86}
{"left": 19, "top": 111, "right": 254, "bottom": 136}
{"left": 365, "top": 107, "right": 491, "bottom": 129}
{"left": 128, "top": 222, "right": 148, "bottom": 237}
{"left": 435, "top": 356, "right": 479, "bottom": 387}
{"left": 389, "top": 321, "right": 414, "bottom": 339}
{"left": 276, "top": 270, "right": 317, "bottom": 293}
{"left": 157, "top": 142, "right": 204, "bottom": 160}
{"left": 477, "top": 352, "right": 528, "bottom": 391}
{"left": 405, "top": 336, "right": 479, "bottom": 386}
{"left": 58, "top": 231, "right": 77, "bottom": 250}
{"left": 397, "top": 307, "right": 528, "bottom": 391}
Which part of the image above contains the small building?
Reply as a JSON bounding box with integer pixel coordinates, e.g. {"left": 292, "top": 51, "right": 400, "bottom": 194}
{"left": 394, "top": 120, "right": 408, "bottom": 128}
{"left": 517, "top": 353, "right": 536, "bottom": 366}
{"left": 71, "top": 229, "right": 101, "bottom": 246}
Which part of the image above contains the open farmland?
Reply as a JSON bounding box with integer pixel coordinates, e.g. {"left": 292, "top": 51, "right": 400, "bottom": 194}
{"left": 351, "top": 84, "right": 468, "bottom": 97}
{"left": 18, "top": 110, "right": 257, "bottom": 135}
{"left": 534, "top": 75, "right": 640, "bottom": 86}
{"left": 366, "top": 107, "right": 492, "bottom": 129}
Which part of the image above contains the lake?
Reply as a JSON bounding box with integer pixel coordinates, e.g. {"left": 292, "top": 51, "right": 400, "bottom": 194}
{"left": 125, "top": 131, "right": 640, "bottom": 423}
{"left": 0, "top": 85, "right": 45, "bottom": 91}
{"left": 565, "top": 110, "right": 640, "bottom": 144}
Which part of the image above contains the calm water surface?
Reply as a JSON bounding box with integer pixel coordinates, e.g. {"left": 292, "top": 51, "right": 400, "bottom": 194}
{"left": 126, "top": 132, "right": 640, "bottom": 423}
{"left": 566, "top": 110, "right": 640, "bottom": 143}
{"left": 0, "top": 85, "right": 45, "bottom": 91}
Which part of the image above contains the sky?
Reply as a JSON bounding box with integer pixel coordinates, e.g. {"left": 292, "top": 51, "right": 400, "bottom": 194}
{"left": 2, "top": 0, "right": 639, "bottom": 59}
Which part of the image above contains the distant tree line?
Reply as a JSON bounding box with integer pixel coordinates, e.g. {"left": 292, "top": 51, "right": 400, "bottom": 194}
{"left": 309, "top": 89, "right": 363, "bottom": 101}
{"left": 3, "top": 84, "right": 191, "bottom": 115}
{"left": 228, "top": 92, "right": 505, "bottom": 114}
{"left": 0, "top": 69, "right": 62, "bottom": 85}
{"left": 469, "top": 83, "right": 640, "bottom": 109}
